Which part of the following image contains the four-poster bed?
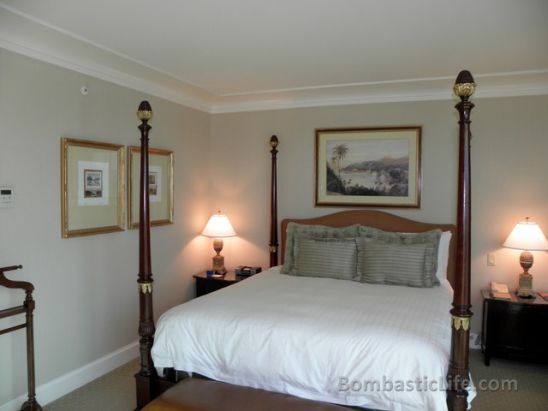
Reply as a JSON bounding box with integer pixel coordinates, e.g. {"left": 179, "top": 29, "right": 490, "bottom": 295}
{"left": 134, "top": 70, "right": 476, "bottom": 411}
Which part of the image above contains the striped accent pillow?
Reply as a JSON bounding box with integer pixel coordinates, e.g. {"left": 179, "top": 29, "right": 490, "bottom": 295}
{"left": 358, "top": 239, "right": 437, "bottom": 287}
{"left": 358, "top": 226, "right": 441, "bottom": 286}
{"left": 292, "top": 237, "right": 358, "bottom": 281}
{"left": 280, "top": 223, "right": 360, "bottom": 274}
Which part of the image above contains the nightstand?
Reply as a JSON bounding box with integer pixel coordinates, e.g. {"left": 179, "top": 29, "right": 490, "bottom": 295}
{"left": 481, "top": 289, "right": 548, "bottom": 366}
{"left": 193, "top": 271, "right": 246, "bottom": 297}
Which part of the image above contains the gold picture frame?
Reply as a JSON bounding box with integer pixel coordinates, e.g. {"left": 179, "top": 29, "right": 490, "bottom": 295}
{"left": 315, "top": 127, "right": 422, "bottom": 208}
{"left": 61, "top": 138, "right": 126, "bottom": 238}
{"left": 128, "top": 146, "right": 174, "bottom": 229}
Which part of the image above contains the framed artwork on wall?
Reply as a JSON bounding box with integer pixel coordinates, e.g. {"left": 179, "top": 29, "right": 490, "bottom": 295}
{"left": 61, "top": 138, "right": 126, "bottom": 238}
{"left": 315, "top": 127, "right": 422, "bottom": 208}
{"left": 128, "top": 146, "right": 174, "bottom": 228}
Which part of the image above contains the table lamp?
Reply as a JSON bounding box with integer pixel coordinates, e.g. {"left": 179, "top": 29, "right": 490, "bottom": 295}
{"left": 202, "top": 211, "right": 236, "bottom": 274}
{"left": 503, "top": 217, "right": 548, "bottom": 298}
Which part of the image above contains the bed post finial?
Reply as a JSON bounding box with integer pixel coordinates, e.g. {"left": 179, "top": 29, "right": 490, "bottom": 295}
{"left": 269, "top": 135, "right": 279, "bottom": 267}
{"left": 135, "top": 100, "right": 157, "bottom": 409}
{"left": 453, "top": 70, "right": 476, "bottom": 101}
{"left": 137, "top": 101, "right": 153, "bottom": 122}
{"left": 447, "top": 72, "right": 475, "bottom": 411}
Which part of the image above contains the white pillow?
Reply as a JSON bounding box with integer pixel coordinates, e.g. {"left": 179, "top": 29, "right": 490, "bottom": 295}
{"left": 436, "top": 231, "right": 452, "bottom": 283}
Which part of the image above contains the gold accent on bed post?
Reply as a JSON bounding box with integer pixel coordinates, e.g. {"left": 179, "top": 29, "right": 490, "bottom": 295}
{"left": 451, "top": 316, "right": 470, "bottom": 331}
{"left": 139, "top": 282, "right": 153, "bottom": 294}
{"left": 453, "top": 82, "right": 476, "bottom": 99}
{"left": 447, "top": 71, "right": 475, "bottom": 411}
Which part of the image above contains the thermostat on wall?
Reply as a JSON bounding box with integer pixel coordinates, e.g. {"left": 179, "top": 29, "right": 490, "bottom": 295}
{"left": 0, "top": 185, "right": 15, "bottom": 208}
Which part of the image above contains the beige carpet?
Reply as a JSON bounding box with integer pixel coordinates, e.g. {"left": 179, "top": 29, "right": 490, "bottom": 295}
{"left": 44, "top": 360, "right": 137, "bottom": 411}
{"left": 43, "top": 350, "right": 548, "bottom": 410}
{"left": 468, "top": 350, "right": 548, "bottom": 410}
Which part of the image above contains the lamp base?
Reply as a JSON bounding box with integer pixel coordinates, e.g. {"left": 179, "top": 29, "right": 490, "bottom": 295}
{"left": 517, "top": 272, "right": 535, "bottom": 298}
{"left": 211, "top": 254, "right": 227, "bottom": 275}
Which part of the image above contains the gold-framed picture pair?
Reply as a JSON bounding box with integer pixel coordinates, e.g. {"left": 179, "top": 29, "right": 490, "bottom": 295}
{"left": 128, "top": 146, "right": 174, "bottom": 228}
{"left": 61, "top": 138, "right": 126, "bottom": 238}
{"left": 315, "top": 127, "right": 421, "bottom": 208}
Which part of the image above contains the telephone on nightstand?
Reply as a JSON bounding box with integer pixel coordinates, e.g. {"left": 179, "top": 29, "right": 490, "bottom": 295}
{"left": 491, "top": 282, "right": 511, "bottom": 300}
{"left": 491, "top": 282, "right": 509, "bottom": 293}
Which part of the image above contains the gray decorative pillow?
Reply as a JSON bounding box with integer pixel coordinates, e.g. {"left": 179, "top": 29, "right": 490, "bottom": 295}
{"left": 358, "top": 239, "right": 437, "bottom": 287}
{"left": 358, "top": 226, "right": 442, "bottom": 286}
{"left": 292, "top": 237, "right": 358, "bottom": 281}
{"left": 280, "top": 223, "right": 360, "bottom": 274}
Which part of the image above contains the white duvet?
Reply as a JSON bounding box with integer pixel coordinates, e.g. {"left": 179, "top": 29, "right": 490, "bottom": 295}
{"left": 152, "top": 267, "right": 469, "bottom": 411}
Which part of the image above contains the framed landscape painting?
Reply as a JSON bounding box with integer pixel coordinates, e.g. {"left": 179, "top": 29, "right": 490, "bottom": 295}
{"left": 315, "top": 127, "right": 421, "bottom": 208}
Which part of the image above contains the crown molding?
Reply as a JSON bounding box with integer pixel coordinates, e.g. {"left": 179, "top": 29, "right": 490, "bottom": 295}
{"left": 0, "top": 37, "right": 212, "bottom": 113}
{"left": 0, "top": 4, "right": 213, "bottom": 112}
{"left": 218, "top": 69, "right": 548, "bottom": 97}
{"left": 211, "top": 75, "right": 548, "bottom": 114}
{"left": 2, "top": 3, "right": 548, "bottom": 115}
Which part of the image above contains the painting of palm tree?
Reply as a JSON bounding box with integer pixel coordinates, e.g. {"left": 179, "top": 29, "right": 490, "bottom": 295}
{"left": 331, "top": 143, "right": 348, "bottom": 177}
{"left": 316, "top": 127, "right": 421, "bottom": 207}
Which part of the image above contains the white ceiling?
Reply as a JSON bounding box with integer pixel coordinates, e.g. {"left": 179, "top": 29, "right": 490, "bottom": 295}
{"left": 1, "top": 0, "right": 547, "bottom": 112}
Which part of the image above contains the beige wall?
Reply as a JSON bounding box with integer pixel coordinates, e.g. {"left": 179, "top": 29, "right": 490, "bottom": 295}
{"left": 0, "top": 49, "right": 211, "bottom": 405}
{"left": 210, "top": 95, "right": 548, "bottom": 335}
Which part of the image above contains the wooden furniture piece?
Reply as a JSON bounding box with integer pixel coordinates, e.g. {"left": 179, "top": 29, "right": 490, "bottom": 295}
{"left": 193, "top": 271, "right": 245, "bottom": 297}
{"left": 134, "top": 102, "right": 178, "bottom": 410}
{"left": 447, "top": 70, "right": 475, "bottom": 411}
{"left": 0, "top": 265, "right": 42, "bottom": 411}
{"left": 143, "top": 378, "right": 352, "bottom": 411}
{"left": 481, "top": 289, "right": 548, "bottom": 366}
{"left": 134, "top": 70, "right": 476, "bottom": 411}
{"left": 269, "top": 135, "right": 279, "bottom": 267}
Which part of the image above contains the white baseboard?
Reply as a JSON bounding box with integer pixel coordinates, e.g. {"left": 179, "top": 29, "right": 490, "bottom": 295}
{"left": 0, "top": 341, "right": 138, "bottom": 411}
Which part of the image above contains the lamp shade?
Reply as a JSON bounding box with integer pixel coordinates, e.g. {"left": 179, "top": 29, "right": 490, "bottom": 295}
{"left": 503, "top": 218, "right": 548, "bottom": 251}
{"left": 202, "top": 212, "right": 236, "bottom": 238}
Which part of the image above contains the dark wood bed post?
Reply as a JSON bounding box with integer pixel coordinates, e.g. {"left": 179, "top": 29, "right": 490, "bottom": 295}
{"left": 269, "top": 135, "right": 279, "bottom": 267}
{"left": 447, "top": 70, "right": 476, "bottom": 411}
{"left": 134, "top": 101, "right": 157, "bottom": 410}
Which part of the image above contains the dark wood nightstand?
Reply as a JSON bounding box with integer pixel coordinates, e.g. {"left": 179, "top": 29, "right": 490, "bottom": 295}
{"left": 481, "top": 289, "right": 548, "bottom": 366}
{"left": 193, "top": 271, "right": 247, "bottom": 297}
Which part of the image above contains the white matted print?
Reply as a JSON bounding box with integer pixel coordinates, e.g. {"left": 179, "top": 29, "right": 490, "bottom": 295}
{"left": 148, "top": 166, "right": 162, "bottom": 203}
{"left": 78, "top": 161, "right": 109, "bottom": 206}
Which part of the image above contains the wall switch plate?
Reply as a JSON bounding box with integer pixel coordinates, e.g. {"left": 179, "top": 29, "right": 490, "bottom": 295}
{"left": 487, "top": 252, "right": 496, "bottom": 266}
{"left": 0, "top": 185, "right": 15, "bottom": 208}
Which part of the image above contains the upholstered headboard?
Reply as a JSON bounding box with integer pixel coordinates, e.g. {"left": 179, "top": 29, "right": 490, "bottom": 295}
{"left": 280, "top": 210, "right": 457, "bottom": 287}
